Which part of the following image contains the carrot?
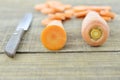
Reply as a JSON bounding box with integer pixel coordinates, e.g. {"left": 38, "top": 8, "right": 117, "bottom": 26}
{"left": 34, "top": 4, "right": 48, "bottom": 11}
{"left": 41, "top": 20, "right": 67, "bottom": 50}
{"left": 46, "top": 1, "right": 64, "bottom": 12}
{"left": 64, "top": 9, "right": 74, "bottom": 19}
{"left": 100, "top": 10, "right": 115, "bottom": 19}
{"left": 81, "top": 11, "right": 109, "bottom": 46}
{"left": 74, "top": 10, "right": 88, "bottom": 18}
{"left": 41, "top": 18, "right": 53, "bottom": 26}
{"left": 41, "top": 8, "right": 55, "bottom": 14}
{"left": 87, "top": 6, "right": 111, "bottom": 12}
{"left": 73, "top": 6, "right": 87, "bottom": 12}
{"left": 48, "top": 13, "right": 66, "bottom": 20}
{"left": 64, "top": 4, "right": 72, "bottom": 10}
{"left": 102, "top": 16, "right": 112, "bottom": 21}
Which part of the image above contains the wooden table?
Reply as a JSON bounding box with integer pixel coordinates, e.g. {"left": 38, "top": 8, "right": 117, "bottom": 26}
{"left": 0, "top": 0, "right": 120, "bottom": 79}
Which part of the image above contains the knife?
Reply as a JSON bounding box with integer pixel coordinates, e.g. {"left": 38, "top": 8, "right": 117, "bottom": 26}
{"left": 4, "top": 13, "right": 33, "bottom": 58}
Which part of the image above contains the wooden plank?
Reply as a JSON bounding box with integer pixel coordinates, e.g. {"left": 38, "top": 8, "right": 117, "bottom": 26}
{"left": 0, "top": 52, "right": 120, "bottom": 80}
{"left": 1, "top": 0, "right": 120, "bottom": 52}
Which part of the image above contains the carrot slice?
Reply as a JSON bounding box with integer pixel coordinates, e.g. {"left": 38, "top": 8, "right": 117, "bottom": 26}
{"left": 64, "top": 4, "right": 72, "bottom": 10}
{"left": 34, "top": 4, "right": 48, "bottom": 11}
{"left": 81, "top": 11, "right": 109, "bottom": 46}
{"left": 41, "top": 18, "right": 53, "bottom": 26}
{"left": 41, "top": 8, "right": 55, "bottom": 14}
{"left": 73, "top": 6, "right": 87, "bottom": 12}
{"left": 102, "top": 16, "right": 112, "bottom": 21}
{"left": 87, "top": 6, "right": 111, "bottom": 12}
{"left": 49, "top": 13, "right": 66, "bottom": 20}
{"left": 64, "top": 9, "right": 74, "bottom": 19}
{"left": 46, "top": 1, "right": 64, "bottom": 12}
{"left": 100, "top": 10, "right": 116, "bottom": 19}
{"left": 41, "top": 20, "right": 67, "bottom": 50}
{"left": 74, "top": 10, "right": 88, "bottom": 18}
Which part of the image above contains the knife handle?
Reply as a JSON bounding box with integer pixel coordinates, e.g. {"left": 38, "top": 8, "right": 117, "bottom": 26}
{"left": 4, "top": 29, "right": 25, "bottom": 58}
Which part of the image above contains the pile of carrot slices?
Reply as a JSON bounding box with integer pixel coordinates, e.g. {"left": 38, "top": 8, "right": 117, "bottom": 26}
{"left": 35, "top": 0, "right": 116, "bottom": 26}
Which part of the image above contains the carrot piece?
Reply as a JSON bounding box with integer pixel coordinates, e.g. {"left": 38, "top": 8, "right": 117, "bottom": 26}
{"left": 73, "top": 6, "right": 87, "bottom": 12}
{"left": 46, "top": 1, "right": 64, "bottom": 12}
{"left": 34, "top": 4, "right": 48, "bottom": 11}
{"left": 81, "top": 11, "right": 109, "bottom": 46}
{"left": 49, "top": 13, "right": 66, "bottom": 20}
{"left": 100, "top": 10, "right": 116, "bottom": 19}
{"left": 74, "top": 10, "right": 88, "bottom": 18}
{"left": 41, "top": 18, "right": 53, "bottom": 26}
{"left": 87, "top": 6, "right": 111, "bottom": 12}
{"left": 64, "top": 4, "right": 72, "bottom": 10}
{"left": 41, "top": 8, "right": 55, "bottom": 14}
{"left": 102, "top": 16, "right": 112, "bottom": 21}
{"left": 64, "top": 9, "right": 74, "bottom": 19}
{"left": 41, "top": 20, "right": 67, "bottom": 50}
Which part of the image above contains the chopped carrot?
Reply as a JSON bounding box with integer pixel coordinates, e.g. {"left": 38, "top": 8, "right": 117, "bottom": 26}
{"left": 81, "top": 11, "right": 109, "bottom": 46}
{"left": 64, "top": 9, "right": 74, "bottom": 19}
{"left": 102, "top": 16, "right": 112, "bottom": 21}
{"left": 64, "top": 4, "right": 72, "bottom": 10}
{"left": 73, "top": 6, "right": 87, "bottom": 12}
{"left": 34, "top": 4, "right": 48, "bottom": 11}
{"left": 100, "top": 10, "right": 115, "bottom": 19}
{"left": 74, "top": 10, "right": 88, "bottom": 18}
{"left": 49, "top": 13, "right": 66, "bottom": 20}
{"left": 41, "top": 18, "right": 53, "bottom": 26}
{"left": 41, "top": 8, "right": 55, "bottom": 14}
{"left": 87, "top": 6, "right": 111, "bottom": 12}
{"left": 46, "top": 1, "right": 64, "bottom": 12}
{"left": 41, "top": 20, "right": 67, "bottom": 50}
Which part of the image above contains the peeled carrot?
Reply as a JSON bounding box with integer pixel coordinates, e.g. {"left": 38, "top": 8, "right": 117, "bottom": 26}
{"left": 64, "top": 4, "right": 72, "bottom": 10}
{"left": 102, "top": 16, "right": 112, "bottom": 21}
{"left": 41, "top": 18, "right": 53, "bottom": 26}
{"left": 87, "top": 6, "right": 111, "bottom": 12}
{"left": 74, "top": 10, "right": 88, "bottom": 18}
{"left": 64, "top": 9, "right": 74, "bottom": 19}
{"left": 100, "top": 10, "right": 115, "bottom": 19}
{"left": 81, "top": 11, "right": 109, "bottom": 46}
{"left": 41, "top": 20, "right": 67, "bottom": 50}
{"left": 73, "top": 6, "right": 87, "bottom": 12}
{"left": 41, "top": 8, "right": 55, "bottom": 14}
{"left": 46, "top": 1, "right": 64, "bottom": 12}
{"left": 34, "top": 4, "right": 48, "bottom": 11}
{"left": 48, "top": 13, "right": 66, "bottom": 20}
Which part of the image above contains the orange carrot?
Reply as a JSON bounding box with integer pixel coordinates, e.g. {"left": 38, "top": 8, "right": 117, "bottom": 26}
{"left": 46, "top": 1, "right": 64, "bottom": 12}
{"left": 102, "top": 16, "right": 112, "bottom": 21}
{"left": 74, "top": 10, "right": 88, "bottom": 18}
{"left": 64, "top": 9, "right": 74, "bottom": 19}
{"left": 41, "top": 8, "right": 55, "bottom": 14}
{"left": 87, "top": 6, "right": 111, "bottom": 12}
{"left": 73, "top": 6, "right": 87, "bottom": 12}
{"left": 41, "top": 20, "right": 67, "bottom": 50}
{"left": 41, "top": 18, "right": 53, "bottom": 26}
{"left": 81, "top": 11, "right": 109, "bottom": 46}
{"left": 64, "top": 4, "right": 72, "bottom": 10}
{"left": 100, "top": 10, "right": 115, "bottom": 19}
{"left": 34, "top": 4, "right": 48, "bottom": 11}
{"left": 48, "top": 13, "right": 66, "bottom": 20}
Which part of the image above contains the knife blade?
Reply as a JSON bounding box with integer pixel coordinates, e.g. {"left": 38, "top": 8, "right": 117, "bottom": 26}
{"left": 4, "top": 13, "right": 33, "bottom": 58}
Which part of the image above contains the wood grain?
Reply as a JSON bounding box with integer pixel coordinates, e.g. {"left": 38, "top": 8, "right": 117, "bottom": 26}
{"left": 0, "top": 52, "right": 120, "bottom": 80}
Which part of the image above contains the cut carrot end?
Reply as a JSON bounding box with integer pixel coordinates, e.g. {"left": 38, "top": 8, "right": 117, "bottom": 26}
{"left": 90, "top": 27, "right": 102, "bottom": 41}
{"left": 41, "top": 20, "right": 67, "bottom": 50}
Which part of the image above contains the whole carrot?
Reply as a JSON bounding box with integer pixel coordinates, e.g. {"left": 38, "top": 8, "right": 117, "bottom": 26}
{"left": 81, "top": 11, "right": 109, "bottom": 46}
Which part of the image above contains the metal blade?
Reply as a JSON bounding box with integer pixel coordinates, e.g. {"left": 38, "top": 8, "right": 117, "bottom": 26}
{"left": 16, "top": 13, "right": 33, "bottom": 31}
